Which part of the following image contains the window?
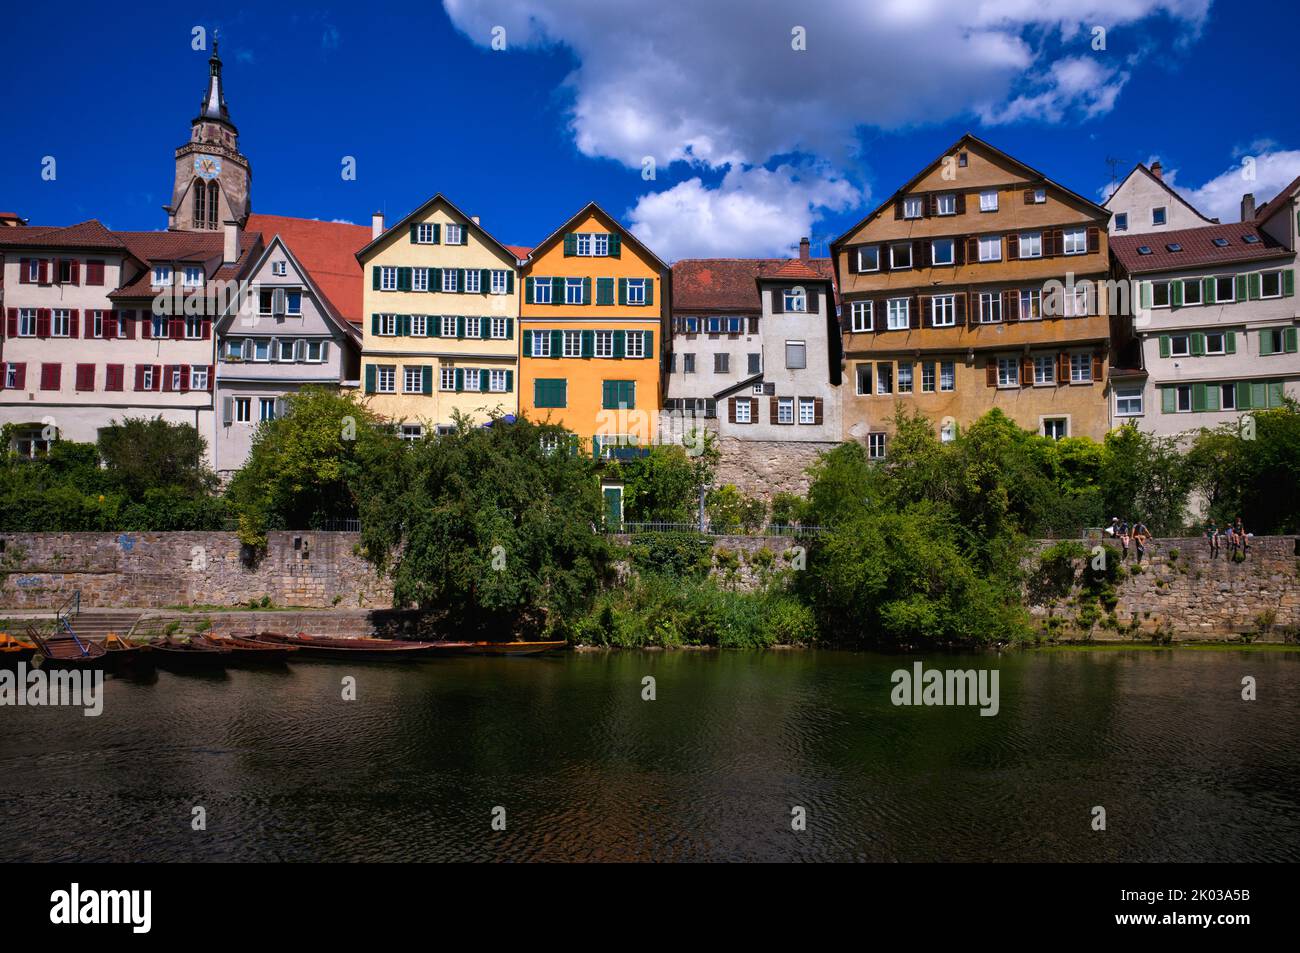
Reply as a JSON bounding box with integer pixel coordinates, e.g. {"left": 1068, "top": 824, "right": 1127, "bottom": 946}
{"left": 626, "top": 279, "right": 647, "bottom": 305}
{"left": 714, "top": 352, "right": 729, "bottom": 374}
{"left": 978, "top": 236, "right": 1001, "bottom": 262}
{"left": 51, "top": 310, "right": 70, "bottom": 337}
{"left": 595, "top": 331, "right": 614, "bottom": 358}
{"left": 286, "top": 291, "right": 301, "bottom": 315}
{"left": 152, "top": 265, "right": 173, "bottom": 287}
{"left": 979, "top": 292, "right": 1002, "bottom": 324}
{"left": 1062, "top": 228, "right": 1087, "bottom": 255}
{"left": 532, "top": 277, "right": 553, "bottom": 304}
{"left": 939, "top": 421, "right": 956, "bottom": 443}
{"left": 1261, "top": 271, "right": 1283, "bottom": 298}
{"left": 565, "top": 277, "right": 584, "bottom": 305}
{"left": 876, "top": 363, "right": 893, "bottom": 394}
{"left": 278, "top": 338, "right": 295, "bottom": 362}
{"left": 411, "top": 268, "right": 429, "bottom": 292}
{"left": 576, "top": 233, "right": 592, "bottom": 256}
{"left": 890, "top": 243, "right": 913, "bottom": 269}
{"left": 776, "top": 398, "right": 794, "bottom": 425}
{"left": 1182, "top": 279, "right": 1203, "bottom": 306}
{"left": 857, "top": 246, "right": 879, "bottom": 272}
{"left": 897, "top": 362, "right": 913, "bottom": 393}
{"left": 783, "top": 287, "right": 807, "bottom": 312}
{"left": 491, "top": 270, "right": 509, "bottom": 294}
{"left": 380, "top": 267, "right": 397, "bottom": 291}
{"left": 534, "top": 379, "right": 567, "bottom": 408}
{"left": 855, "top": 364, "right": 871, "bottom": 396}
{"left": 441, "top": 315, "right": 458, "bottom": 337}
{"left": 402, "top": 314, "right": 423, "bottom": 337}
{"left": 140, "top": 366, "right": 154, "bottom": 390}
{"left": 1070, "top": 352, "right": 1092, "bottom": 383}
{"left": 401, "top": 425, "right": 424, "bottom": 441}
{"left": 996, "top": 357, "right": 1019, "bottom": 387}
{"left": 1166, "top": 243, "right": 1182, "bottom": 253}
{"left": 441, "top": 270, "right": 459, "bottom": 293}
{"left": 1114, "top": 213, "right": 1128, "bottom": 232}
{"left": 735, "top": 399, "right": 752, "bottom": 424}
{"left": 931, "top": 238, "right": 955, "bottom": 266}
{"left": 185, "top": 316, "right": 204, "bottom": 339}
{"left": 1018, "top": 231, "right": 1042, "bottom": 259}
{"left": 785, "top": 340, "right": 806, "bottom": 369}
{"left": 1260, "top": 327, "right": 1294, "bottom": 355}
{"left": 374, "top": 313, "right": 395, "bottom": 336}
{"left": 88, "top": 311, "right": 104, "bottom": 338}
{"left": 868, "top": 433, "right": 887, "bottom": 460}
{"left": 593, "top": 234, "right": 609, "bottom": 257}
{"left": 958, "top": 152, "right": 968, "bottom": 167}
{"left": 798, "top": 397, "right": 816, "bottom": 424}
{"left": 1214, "top": 276, "right": 1235, "bottom": 303}
{"left": 602, "top": 380, "right": 635, "bottom": 409}
{"left": 1170, "top": 334, "right": 1190, "bottom": 357}
{"left": 376, "top": 365, "right": 396, "bottom": 393}
{"left": 1212, "top": 237, "right": 1230, "bottom": 248}
{"left": 440, "top": 366, "right": 456, "bottom": 391}
{"left": 403, "top": 366, "right": 423, "bottom": 393}
{"left": 151, "top": 315, "right": 167, "bottom": 338}
{"left": 183, "top": 266, "right": 203, "bottom": 288}
{"left": 1176, "top": 384, "right": 1192, "bottom": 412}
{"left": 444, "top": 224, "right": 464, "bottom": 245}
{"left": 626, "top": 333, "right": 646, "bottom": 359}
{"left": 850, "top": 301, "right": 873, "bottom": 332}
{"left": 4, "top": 363, "right": 17, "bottom": 389}
{"left": 26, "top": 259, "right": 39, "bottom": 282}
{"left": 683, "top": 353, "right": 696, "bottom": 373}
{"left": 680, "top": 316, "right": 700, "bottom": 334}
{"left": 463, "top": 368, "right": 481, "bottom": 392}
{"left": 940, "top": 361, "right": 955, "bottom": 392}
{"left": 464, "top": 317, "right": 481, "bottom": 339}
{"left": 1220, "top": 384, "right": 1236, "bottom": 410}
{"left": 1152, "top": 206, "right": 1167, "bottom": 226}
{"left": 1032, "top": 188, "right": 1046, "bottom": 204}
{"left": 306, "top": 341, "right": 325, "bottom": 362}
{"left": 931, "top": 295, "right": 956, "bottom": 327}
{"left": 563, "top": 330, "right": 582, "bottom": 357}
{"left": 1033, "top": 355, "right": 1055, "bottom": 385}
{"left": 234, "top": 397, "right": 251, "bottom": 423}
{"left": 416, "top": 223, "right": 438, "bottom": 244}
{"left": 1116, "top": 386, "right": 1143, "bottom": 416}
{"left": 920, "top": 362, "right": 935, "bottom": 393}
{"left": 705, "top": 317, "right": 722, "bottom": 334}
{"left": 1042, "top": 418, "right": 1068, "bottom": 440}
{"left": 1206, "top": 332, "right": 1226, "bottom": 355}
{"left": 1063, "top": 285, "right": 1090, "bottom": 316}
{"left": 490, "top": 317, "right": 508, "bottom": 339}
{"left": 979, "top": 189, "right": 999, "bottom": 212}
{"left": 190, "top": 366, "right": 208, "bottom": 390}
{"left": 530, "top": 330, "right": 551, "bottom": 357}
{"left": 17, "top": 309, "right": 36, "bottom": 336}
{"left": 936, "top": 193, "right": 957, "bottom": 215}
{"left": 887, "top": 298, "right": 910, "bottom": 330}
{"left": 259, "top": 397, "right": 277, "bottom": 422}
{"left": 171, "top": 366, "right": 186, "bottom": 391}
{"left": 902, "top": 197, "right": 923, "bottom": 219}
{"left": 1019, "top": 288, "right": 1042, "bottom": 321}
{"left": 489, "top": 369, "right": 507, "bottom": 393}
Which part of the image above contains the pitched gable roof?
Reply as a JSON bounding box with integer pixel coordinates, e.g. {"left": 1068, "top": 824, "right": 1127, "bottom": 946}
{"left": 1253, "top": 174, "right": 1300, "bottom": 226}
{"left": 219, "top": 233, "right": 361, "bottom": 341}
{"left": 353, "top": 193, "right": 522, "bottom": 265}
{"left": 108, "top": 230, "right": 261, "bottom": 298}
{"left": 527, "top": 201, "right": 668, "bottom": 272}
{"left": 1110, "top": 221, "right": 1292, "bottom": 274}
{"left": 1103, "top": 163, "right": 1216, "bottom": 225}
{"left": 247, "top": 214, "right": 371, "bottom": 324}
{"left": 0, "top": 219, "right": 127, "bottom": 251}
{"left": 672, "top": 257, "right": 834, "bottom": 311}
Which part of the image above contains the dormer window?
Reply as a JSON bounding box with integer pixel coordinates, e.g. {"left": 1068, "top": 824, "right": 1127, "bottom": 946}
{"left": 1165, "top": 243, "right": 1182, "bottom": 253}
{"left": 1152, "top": 206, "right": 1167, "bottom": 225}
{"left": 183, "top": 266, "right": 204, "bottom": 287}
{"left": 1137, "top": 246, "right": 1153, "bottom": 255}
{"left": 1243, "top": 234, "right": 1260, "bottom": 244}
{"left": 1212, "top": 237, "right": 1230, "bottom": 247}
{"left": 902, "top": 197, "right": 923, "bottom": 219}
{"left": 152, "top": 265, "right": 173, "bottom": 287}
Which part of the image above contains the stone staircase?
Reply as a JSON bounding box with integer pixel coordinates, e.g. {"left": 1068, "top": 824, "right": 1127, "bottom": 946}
{"left": 61, "top": 610, "right": 144, "bottom": 641}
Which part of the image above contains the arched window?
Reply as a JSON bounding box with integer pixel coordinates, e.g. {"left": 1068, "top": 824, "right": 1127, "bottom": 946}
{"left": 192, "top": 178, "right": 206, "bottom": 229}
{"left": 206, "top": 181, "right": 220, "bottom": 229}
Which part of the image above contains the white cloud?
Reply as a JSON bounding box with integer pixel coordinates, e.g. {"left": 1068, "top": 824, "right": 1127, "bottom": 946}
{"left": 1175, "top": 150, "right": 1300, "bottom": 223}
{"left": 626, "top": 164, "right": 862, "bottom": 261}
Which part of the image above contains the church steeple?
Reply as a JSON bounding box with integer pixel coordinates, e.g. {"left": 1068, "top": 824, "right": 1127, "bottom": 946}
{"left": 198, "top": 39, "right": 231, "bottom": 125}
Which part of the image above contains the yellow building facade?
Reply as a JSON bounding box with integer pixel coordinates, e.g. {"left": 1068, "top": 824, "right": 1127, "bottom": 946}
{"left": 518, "top": 203, "right": 668, "bottom": 456}
{"left": 356, "top": 194, "right": 522, "bottom": 436}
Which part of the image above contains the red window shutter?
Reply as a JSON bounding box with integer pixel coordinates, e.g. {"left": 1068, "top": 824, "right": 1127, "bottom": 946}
{"left": 769, "top": 396, "right": 779, "bottom": 423}
{"left": 69, "top": 260, "right": 80, "bottom": 285}
{"left": 202, "top": 318, "right": 212, "bottom": 340}
{"left": 206, "top": 364, "right": 214, "bottom": 392}
{"left": 122, "top": 309, "right": 136, "bottom": 339}
{"left": 170, "top": 318, "right": 182, "bottom": 340}
{"left": 105, "top": 364, "right": 123, "bottom": 391}
{"left": 105, "top": 310, "right": 117, "bottom": 338}
{"left": 69, "top": 309, "right": 80, "bottom": 338}
{"left": 38, "top": 259, "right": 50, "bottom": 284}
{"left": 813, "top": 398, "right": 824, "bottom": 425}
{"left": 985, "top": 361, "right": 997, "bottom": 387}
{"left": 86, "top": 260, "right": 104, "bottom": 286}
{"left": 5, "top": 308, "right": 16, "bottom": 338}
{"left": 19, "top": 258, "right": 30, "bottom": 284}
{"left": 53, "top": 258, "right": 63, "bottom": 284}
{"left": 134, "top": 365, "right": 145, "bottom": 391}
{"left": 728, "top": 398, "right": 737, "bottom": 423}
{"left": 75, "top": 363, "right": 95, "bottom": 391}
{"left": 36, "top": 309, "right": 51, "bottom": 337}
{"left": 41, "top": 363, "right": 61, "bottom": 390}
{"left": 153, "top": 364, "right": 163, "bottom": 391}
{"left": 162, "top": 364, "right": 174, "bottom": 391}
{"left": 1007, "top": 233, "right": 1019, "bottom": 259}
{"left": 179, "top": 365, "right": 191, "bottom": 392}
{"left": 141, "top": 312, "right": 152, "bottom": 339}
{"left": 14, "top": 363, "right": 26, "bottom": 389}
{"left": 1092, "top": 352, "right": 1103, "bottom": 382}
{"left": 1087, "top": 226, "right": 1100, "bottom": 254}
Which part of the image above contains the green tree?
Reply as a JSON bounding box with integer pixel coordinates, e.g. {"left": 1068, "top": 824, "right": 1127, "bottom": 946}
{"left": 97, "top": 417, "right": 215, "bottom": 497}
{"left": 1185, "top": 401, "right": 1300, "bottom": 533}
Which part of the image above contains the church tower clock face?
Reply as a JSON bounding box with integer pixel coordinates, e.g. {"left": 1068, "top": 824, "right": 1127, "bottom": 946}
{"left": 194, "top": 155, "right": 222, "bottom": 180}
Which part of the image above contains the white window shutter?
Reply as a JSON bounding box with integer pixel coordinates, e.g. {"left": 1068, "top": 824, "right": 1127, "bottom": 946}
{"left": 222, "top": 396, "right": 233, "bottom": 425}
{"left": 319, "top": 341, "right": 330, "bottom": 362}
{"left": 293, "top": 339, "right": 305, "bottom": 361}
{"left": 273, "top": 288, "right": 286, "bottom": 315}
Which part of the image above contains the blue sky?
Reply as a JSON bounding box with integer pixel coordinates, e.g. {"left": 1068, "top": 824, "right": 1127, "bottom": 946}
{"left": 1, "top": 1, "right": 1297, "bottom": 261}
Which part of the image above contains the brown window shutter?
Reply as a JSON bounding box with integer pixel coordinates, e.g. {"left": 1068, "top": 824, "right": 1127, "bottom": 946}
{"left": 956, "top": 192, "right": 967, "bottom": 215}
{"left": 769, "top": 396, "right": 778, "bottom": 423}
{"left": 925, "top": 194, "right": 936, "bottom": 217}
{"left": 70, "top": 260, "right": 80, "bottom": 285}
{"left": 917, "top": 240, "right": 930, "bottom": 269}
{"left": 38, "top": 259, "right": 50, "bottom": 283}
{"left": 909, "top": 296, "right": 921, "bottom": 329}
{"left": 954, "top": 237, "right": 965, "bottom": 265}
{"left": 19, "top": 258, "right": 30, "bottom": 284}
{"left": 728, "top": 398, "right": 737, "bottom": 423}
{"left": 771, "top": 288, "right": 783, "bottom": 314}
{"left": 968, "top": 292, "right": 979, "bottom": 327}
{"left": 965, "top": 237, "right": 979, "bottom": 263}
{"left": 1003, "top": 290, "right": 1018, "bottom": 322}
{"left": 808, "top": 288, "right": 820, "bottom": 313}
{"left": 1007, "top": 233, "right": 1019, "bottom": 259}
{"left": 1092, "top": 352, "right": 1103, "bottom": 382}
{"left": 1087, "top": 226, "right": 1100, "bottom": 254}
{"left": 955, "top": 293, "right": 966, "bottom": 325}
{"left": 1052, "top": 229, "right": 1065, "bottom": 257}
{"left": 748, "top": 316, "right": 758, "bottom": 333}
{"left": 985, "top": 360, "right": 997, "bottom": 387}
{"left": 1058, "top": 352, "right": 1069, "bottom": 381}
{"left": 813, "top": 398, "right": 824, "bottom": 425}
{"left": 69, "top": 309, "right": 79, "bottom": 338}
{"left": 749, "top": 397, "right": 759, "bottom": 420}
{"left": 1021, "top": 355, "right": 1033, "bottom": 386}
{"left": 153, "top": 364, "right": 163, "bottom": 392}
{"left": 918, "top": 295, "right": 930, "bottom": 327}
{"left": 894, "top": 200, "right": 904, "bottom": 220}
{"left": 1023, "top": 188, "right": 1034, "bottom": 204}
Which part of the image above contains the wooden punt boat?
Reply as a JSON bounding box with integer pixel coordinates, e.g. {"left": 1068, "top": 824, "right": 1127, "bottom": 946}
{"left": 0, "top": 633, "right": 37, "bottom": 662}
{"left": 462, "top": 641, "right": 566, "bottom": 656}
{"left": 27, "top": 628, "right": 113, "bottom": 671}
{"left": 150, "top": 636, "right": 231, "bottom": 671}
{"left": 92, "top": 634, "right": 153, "bottom": 668}
{"left": 246, "top": 631, "right": 472, "bottom": 660}
{"left": 192, "top": 633, "right": 297, "bottom": 664}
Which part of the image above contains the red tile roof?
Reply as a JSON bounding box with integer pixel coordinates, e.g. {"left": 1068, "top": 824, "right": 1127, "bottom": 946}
{"left": 1110, "top": 221, "right": 1292, "bottom": 275}
{"left": 0, "top": 220, "right": 126, "bottom": 250}
{"left": 247, "top": 214, "right": 371, "bottom": 324}
{"left": 109, "top": 231, "right": 261, "bottom": 299}
{"left": 504, "top": 245, "right": 532, "bottom": 261}
{"left": 672, "top": 257, "right": 833, "bottom": 311}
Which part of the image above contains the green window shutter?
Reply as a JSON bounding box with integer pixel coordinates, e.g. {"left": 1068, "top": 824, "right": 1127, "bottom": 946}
{"left": 422, "top": 365, "right": 432, "bottom": 395}
{"left": 582, "top": 277, "right": 591, "bottom": 305}
{"left": 1203, "top": 277, "right": 1214, "bottom": 302}
{"left": 613, "top": 329, "right": 625, "bottom": 358}
{"left": 1250, "top": 380, "right": 1266, "bottom": 408}
{"left": 399, "top": 314, "right": 411, "bottom": 336}
{"left": 643, "top": 330, "right": 654, "bottom": 358}
{"left": 581, "top": 330, "right": 594, "bottom": 358}
{"left": 1235, "top": 274, "right": 1248, "bottom": 301}
{"left": 364, "top": 364, "right": 376, "bottom": 394}
{"left": 505, "top": 272, "right": 515, "bottom": 295}
{"left": 551, "top": 276, "right": 564, "bottom": 305}
{"left": 550, "top": 330, "right": 562, "bottom": 356}
{"left": 454, "top": 368, "right": 464, "bottom": 392}
{"left": 1248, "top": 272, "right": 1261, "bottom": 300}
{"left": 1160, "top": 387, "right": 1175, "bottom": 413}
{"left": 525, "top": 277, "right": 534, "bottom": 304}
{"left": 454, "top": 269, "right": 464, "bottom": 293}
{"left": 563, "top": 233, "right": 577, "bottom": 257}
{"left": 1191, "top": 332, "right": 1205, "bottom": 356}
{"left": 1192, "top": 382, "right": 1207, "bottom": 412}
{"left": 608, "top": 233, "right": 621, "bottom": 258}
{"left": 618, "top": 279, "right": 628, "bottom": 306}
{"left": 1268, "top": 380, "right": 1285, "bottom": 407}
{"left": 645, "top": 280, "right": 654, "bottom": 307}
{"left": 597, "top": 277, "right": 614, "bottom": 306}
{"left": 1287, "top": 327, "right": 1299, "bottom": 353}
{"left": 429, "top": 316, "right": 442, "bottom": 338}
{"left": 1170, "top": 281, "right": 1182, "bottom": 307}
{"left": 1158, "top": 335, "right": 1171, "bottom": 358}
{"left": 522, "top": 329, "right": 533, "bottom": 354}
{"left": 410, "top": 224, "right": 419, "bottom": 243}
{"left": 505, "top": 370, "right": 513, "bottom": 392}
{"left": 1283, "top": 269, "right": 1295, "bottom": 297}
{"left": 432, "top": 224, "right": 441, "bottom": 244}
{"left": 1260, "top": 330, "right": 1275, "bottom": 356}
{"left": 371, "top": 313, "right": 380, "bottom": 335}
{"left": 626, "top": 381, "right": 635, "bottom": 409}
{"left": 480, "top": 268, "right": 491, "bottom": 293}
{"left": 1236, "top": 381, "right": 1251, "bottom": 410}
{"left": 457, "top": 316, "right": 465, "bottom": 339}
{"left": 602, "top": 380, "right": 615, "bottom": 409}
{"left": 398, "top": 267, "right": 411, "bottom": 291}
{"left": 480, "top": 317, "right": 490, "bottom": 340}
{"left": 505, "top": 318, "right": 514, "bottom": 340}
{"left": 1226, "top": 331, "right": 1236, "bottom": 354}
{"left": 1139, "top": 282, "right": 1151, "bottom": 309}
{"left": 432, "top": 267, "right": 442, "bottom": 290}
{"left": 1206, "top": 384, "right": 1220, "bottom": 412}
{"left": 372, "top": 266, "right": 381, "bottom": 290}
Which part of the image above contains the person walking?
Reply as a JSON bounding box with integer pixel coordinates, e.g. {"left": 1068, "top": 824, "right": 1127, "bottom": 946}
{"left": 1132, "top": 519, "right": 1151, "bottom": 564}
{"left": 1205, "top": 519, "right": 1220, "bottom": 559}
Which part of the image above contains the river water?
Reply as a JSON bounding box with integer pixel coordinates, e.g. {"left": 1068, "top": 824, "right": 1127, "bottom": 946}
{"left": 2, "top": 649, "right": 1297, "bottom": 862}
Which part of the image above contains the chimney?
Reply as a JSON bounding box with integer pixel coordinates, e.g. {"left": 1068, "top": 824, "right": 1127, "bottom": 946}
{"left": 372, "top": 211, "right": 384, "bottom": 240}
{"left": 1150, "top": 161, "right": 1163, "bottom": 180}
{"left": 799, "top": 237, "right": 810, "bottom": 262}
{"left": 223, "top": 220, "right": 240, "bottom": 265}
{"left": 1241, "top": 193, "right": 1256, "bottom": 222}
{"left": 471, "top": 215, "right": 481, "bottom": 226}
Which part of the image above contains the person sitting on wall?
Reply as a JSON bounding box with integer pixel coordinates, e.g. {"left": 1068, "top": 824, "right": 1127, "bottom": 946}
{"left": 1132, "top": 519, "right": 1151, "bottom": 564}
{"left": 1233, "top": 517, "right": 1251, "bottom": 559}
{"left": 1118, "top": 519, "right": 1131, "bottom": 560}
{"left": 1106, "top": 517, "right": 1120, "bottom": 539}
{"left": 1224, "top": 521, "right": 1239, "bottom": 557}
{"left": 1205, "top": 519, "right": 1220, "bottom": 560}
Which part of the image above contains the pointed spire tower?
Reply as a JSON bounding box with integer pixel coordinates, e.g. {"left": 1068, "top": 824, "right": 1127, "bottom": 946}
{"left": 167, "top": 34, "right": 252, "bottom": 232}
